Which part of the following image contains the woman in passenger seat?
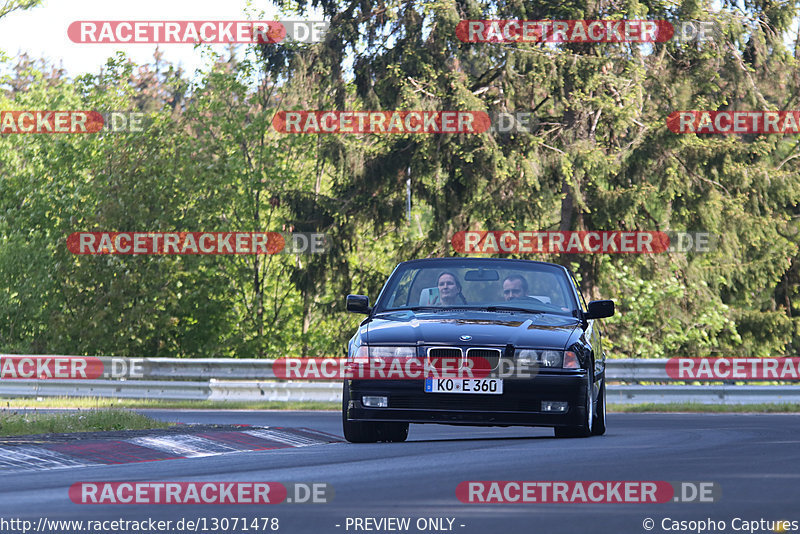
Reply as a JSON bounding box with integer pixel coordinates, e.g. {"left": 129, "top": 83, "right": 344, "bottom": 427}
{"left": 435, "top": 272, "right": 468, "bottom": 305}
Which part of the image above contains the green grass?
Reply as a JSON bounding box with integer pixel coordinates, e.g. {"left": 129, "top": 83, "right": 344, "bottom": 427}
{"left": 609, "top": 402, "right": 800, "bottom": 413}
{"left": 0, "top": 409, "right": 173, "bottom": 436}
{"left": 0, "top": 397, "right": 340, "bottom": 411}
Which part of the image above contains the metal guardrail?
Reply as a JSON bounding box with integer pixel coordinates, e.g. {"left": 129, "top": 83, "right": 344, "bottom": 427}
{"left": 139, "top": 358, "right": 279, "bottom": 380}
{"left": 606, "top": 358, "right": 674, "bottom": 381}
{"left": 0, "top": 379, "right": 342, "bottom": 402}
{"left": 607, "top": 385, "right": 800, "bottom": 404}
{"left": 0, "top": 356, "right": 796, "bottom": 404}
{"left": 2, "top": 379, "right": 798, "bottom": 404}
{"left": 0, "top": 356, "right": 688, "bottom": 381}
{"left": 138, "top": 357, "right": 680, "bottom": 381}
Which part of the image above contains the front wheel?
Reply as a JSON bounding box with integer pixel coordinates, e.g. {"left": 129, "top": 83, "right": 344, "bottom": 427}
{"left": 342, "top": 383, "right": 409, "bottom": 443}
{"left": 342, "top": 382, "right": 379, "bottom": 442}
{"left": 591, "top": 378, "right": 606, "bottom": 436}
{"left": 381, "top": 422, "right": 409, "bottom": 442}
{"left": 554, "top": 372, "right": 594, "bottom": 438}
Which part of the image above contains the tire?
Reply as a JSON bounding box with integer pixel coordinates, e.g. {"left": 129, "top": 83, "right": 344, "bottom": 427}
{"left": 380, "top": 422, "right": 409, "bottom": 442}
{"left": 341, "top": 383, "right": 409, "bottom": 443}
{"left": 342, "top": 382, "right": 380, "bottom": 443}
{"left": 554, "top": 370, "right": 594, "bottom": 438}
{"left": 591, "top": 378, "right": 606, "bottom": 436}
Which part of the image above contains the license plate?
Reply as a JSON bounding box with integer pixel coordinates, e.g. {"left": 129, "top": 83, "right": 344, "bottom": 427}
{"left": 425, "top": 378, "right": 503, "bottom": 394}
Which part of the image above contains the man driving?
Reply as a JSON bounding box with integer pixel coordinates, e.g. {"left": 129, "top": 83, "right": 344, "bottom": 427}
{"left": 502, "top": 274, "right": 528, "bottom": 301}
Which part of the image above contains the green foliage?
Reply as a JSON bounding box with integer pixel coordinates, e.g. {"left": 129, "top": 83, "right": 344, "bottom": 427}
{"left": 0, "top": 0, "right": 42, "bottom": 19}
{"left": 601, "top": 258, "right": 740, "bottom": 358}
{"left": 2, "top": 0, "right": 800, "bottom": 359}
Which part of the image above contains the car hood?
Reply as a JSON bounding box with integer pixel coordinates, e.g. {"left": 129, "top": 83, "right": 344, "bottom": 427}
{"left": 364, "top": 309, "right": 579, "bottom": 350}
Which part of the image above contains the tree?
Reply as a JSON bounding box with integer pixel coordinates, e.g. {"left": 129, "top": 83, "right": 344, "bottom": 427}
{"left": 0, "top": 0, "right": 42, "bottom": 19}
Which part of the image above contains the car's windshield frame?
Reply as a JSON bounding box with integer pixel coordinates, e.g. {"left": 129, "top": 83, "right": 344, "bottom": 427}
{"left": 373, "top": 259, "right": 580, "bottom": 316}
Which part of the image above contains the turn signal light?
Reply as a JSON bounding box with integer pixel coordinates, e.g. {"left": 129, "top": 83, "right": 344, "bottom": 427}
{"left": 563, "top": 350, "right": 579, "bottom": 369}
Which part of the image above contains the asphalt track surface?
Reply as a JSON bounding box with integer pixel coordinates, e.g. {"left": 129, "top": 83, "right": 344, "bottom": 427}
{"left": 0, "top": 411, "right": 799, "bottom": 534}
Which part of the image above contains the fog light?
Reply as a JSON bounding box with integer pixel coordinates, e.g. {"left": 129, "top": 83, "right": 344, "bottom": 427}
{"left": 362, "top": 396, "right": 388, "bottom": 408}
{"left": 541, "top": 401, "right": 568, "bottom": 412}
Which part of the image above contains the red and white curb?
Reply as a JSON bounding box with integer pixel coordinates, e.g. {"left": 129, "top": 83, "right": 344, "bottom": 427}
{"left": 0, "top": 427, "right": 340, "bottom": 472}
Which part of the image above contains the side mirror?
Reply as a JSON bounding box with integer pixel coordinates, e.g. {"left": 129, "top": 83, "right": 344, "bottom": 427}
{"left": 346, "top": 294, "right": 371, "bottom": 314}
{"left": 585, "top": 300, "right": 614, "bottom": 320}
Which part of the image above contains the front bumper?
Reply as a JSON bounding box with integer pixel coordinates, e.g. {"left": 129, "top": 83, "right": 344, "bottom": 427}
{"left": 345, "top": 372, "right": 589, "bottom": 427}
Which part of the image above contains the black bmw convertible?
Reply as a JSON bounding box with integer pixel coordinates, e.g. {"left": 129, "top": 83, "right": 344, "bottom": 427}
{"left": 342, "top": 257, "right": 614, "bottom": 442}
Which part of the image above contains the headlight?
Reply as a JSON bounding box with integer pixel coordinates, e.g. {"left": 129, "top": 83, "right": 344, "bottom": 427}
{"left": 368, "top": 346, "right": 416, "bottom": 358}
{"left": 353, "top": 345, "right": 369, "bottom": 364}
{"left": 516, "top": 349, "right": 564, "bottom": 368}
{"left": 539, "top": 350, "right": 563, "bottom": 367}
{"left": 350, "top": 345, "right": 415, "bottom": 365}
{"left": 516, "top": 349, "right": 539, "bottom": 365}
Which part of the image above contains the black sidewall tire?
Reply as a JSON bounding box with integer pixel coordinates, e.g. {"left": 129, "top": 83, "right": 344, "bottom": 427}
{"left": 591, "top": 378, "right": 607, "bottom": 436}
{"left": 554, "top": 368, "right": 594, "bottom": 438}
{"left": 342, "top": 382, "right": 380, "bottom": 443}
{"left": 380, "top": 422, "right": 409, "bottom": 442}
{"left": 342, "top": 383, "right": 408, "bottom": 443}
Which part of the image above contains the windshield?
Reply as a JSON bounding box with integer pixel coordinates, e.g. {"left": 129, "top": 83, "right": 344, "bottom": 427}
{"left": 375, "top": 260, "right": 578, "bottom": 316}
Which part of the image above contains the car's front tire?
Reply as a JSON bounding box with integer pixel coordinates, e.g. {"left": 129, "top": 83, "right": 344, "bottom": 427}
{"left": 554, "top": 371, "right": 594, "bottom": 438}
{"left": 341, "top": 383, "right": 409, "bottom": 443}
{"left": 343, "top": 415, "right": 382, "bottom": 443}
{"left": 342, "top": 382, "right": 379, "bottom": 442}
{"left": 381, "top": 422, "right": 409, "bottom": 442}
{"left": 591, "top": 378, "right": 606, "bottom": 436}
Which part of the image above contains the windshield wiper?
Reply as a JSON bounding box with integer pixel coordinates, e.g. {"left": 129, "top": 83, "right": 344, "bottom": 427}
{"left": 381, "top": 306, "right": 558, "bottom": 314}
{"left": 482, "top": 305, "right": 546, "bottom": 314}
{"left": 380, "top": 306, "right": 440, "bottom": 312}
